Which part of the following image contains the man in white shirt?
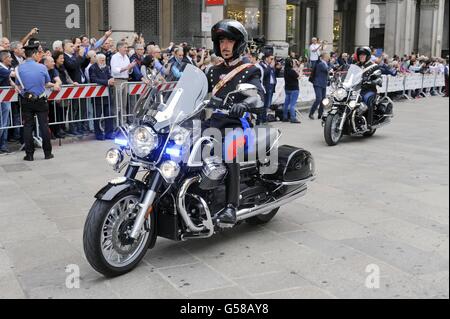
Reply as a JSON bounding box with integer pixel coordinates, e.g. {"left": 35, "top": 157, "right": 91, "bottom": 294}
{"left": 309, "top": 37, "right": 323, "bottom": 69}
{"left": 111, "top": 42, "right": 136, "bottom": 79}
{"left": 110, "top": 41, "right": 136, "bottom": 123}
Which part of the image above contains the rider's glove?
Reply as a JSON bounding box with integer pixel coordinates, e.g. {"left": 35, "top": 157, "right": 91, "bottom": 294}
{"left": 229, "top": 103, "right": 248, "bottom": 118}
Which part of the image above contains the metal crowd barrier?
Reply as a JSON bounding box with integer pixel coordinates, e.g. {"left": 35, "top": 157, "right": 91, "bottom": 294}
{"left": 272, "top": 72, "right": 446, "bottom": 106}
{"left": 0, "top": 86, "right": 42, "bottom": 148}
{"left": 0, "top": 84, "right": 114, "bottom": 150}
{"left": 0, "top": 73, "right": 446, "bottom": 151}
{"left": 46, "top": 84, "right": 113, "bottom": 131}
{"left": 118, "top": 81, "right": 179, "bottom": 126}
{"left": 118, "top": 82, "right": 149, "bottom": 125}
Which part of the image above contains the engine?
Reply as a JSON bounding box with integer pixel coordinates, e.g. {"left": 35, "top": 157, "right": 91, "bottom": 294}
{"left": 198, "top": 156, "right": 227, "bottom": 190}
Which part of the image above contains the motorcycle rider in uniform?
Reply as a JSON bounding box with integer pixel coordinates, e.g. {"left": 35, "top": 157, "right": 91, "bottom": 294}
{"left": 355, "top": 47, "right": 382, "bottom": 129}
{"left": 205, "top": 19, "right": 265, "bottom": 227}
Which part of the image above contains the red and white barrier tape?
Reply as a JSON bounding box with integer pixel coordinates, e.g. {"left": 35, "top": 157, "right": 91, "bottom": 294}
{"left": 47, "top": 85, "right": 108, "bottom": 101}
{"left": 0, "top": 87, "right": 18, "bottom": 103}
{"left": 127, "top": 83, "right": 148, "bottom": 96}
{"left": 156, "top": 82, "right": 178, "bottom": 92}
{"left": 127, "top": 82, "right": 177, "bottom": 96}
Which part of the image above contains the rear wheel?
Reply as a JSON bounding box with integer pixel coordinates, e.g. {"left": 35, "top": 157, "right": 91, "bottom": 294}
{"left": 324, "top": 114, "right": 343, "bottom": 146}
{"left": 246, "top": 208, "right": 279, "bottom": 225}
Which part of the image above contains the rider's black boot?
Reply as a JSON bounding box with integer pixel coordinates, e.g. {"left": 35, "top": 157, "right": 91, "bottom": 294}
{"left": 215, "top": 162, "right": 240, "bottom": 227}
{"left": 215, "top": 205, "right": 238, "bottom": 227}
{"left": 367, "top": 101, "right": 375, "bottom": 128}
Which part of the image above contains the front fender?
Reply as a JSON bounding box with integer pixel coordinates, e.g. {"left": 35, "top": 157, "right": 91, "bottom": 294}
{"left": 95, "top": 179, "right": 146, "bottom": 202}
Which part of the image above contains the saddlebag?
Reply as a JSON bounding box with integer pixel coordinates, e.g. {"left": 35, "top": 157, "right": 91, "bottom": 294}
{"left": 265, "top": 145, "right": 315, "bottom": 183}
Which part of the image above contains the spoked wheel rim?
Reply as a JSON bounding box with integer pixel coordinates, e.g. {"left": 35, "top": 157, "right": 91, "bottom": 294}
{"left": 330, "top": 115, "right": 343, "bottom": 143}
{"left": 100, "top": 195, "right": 149, "bottom": 268}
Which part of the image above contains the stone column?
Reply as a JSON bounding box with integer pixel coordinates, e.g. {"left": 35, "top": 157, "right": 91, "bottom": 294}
{"left": 384, "top": 0, "right": 408, "bottom": 56}
{"left": 443, "top": 0, "right": 449, "bottom": 54}
{"left": 385, "top": 0, "right": 420, "bottom": 56}
{"left": 384, "top": 0, "right": 397, "bottom": 56}
{"left": 0, "top": 1, "right": 3, "bottom": 38}
{"left": 405, "top": 0, "right": 417, "bottom": 55}
{"left": 267, "top": 0, "right": 289, "bottom": 56}
{"left": 160, "top": 0, "right": 173, "bottom": 47}
{"left": 354, "top": 0, "right": 371, "bottom": 49}
{"left": 108, "top": 0, "right": 135, "bottom": 43}
{"left": 89, "top": 0, "right": 103, "bottom": 39}
{"left": 317, "top": 0, "right": 335, "bottom": 52}
{"left": 305, "top": 7, "right": 312, "bottom": 52}
{"left": 418, "top": 0, "right": 442, "bottom": 56}
{"left": 435, "top": 0, "right": 446, "bottom": 56}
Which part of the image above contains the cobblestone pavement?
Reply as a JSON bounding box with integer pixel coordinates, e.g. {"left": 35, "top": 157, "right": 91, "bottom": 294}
{"left": 0, "top": 96, "right": 448, "bottom": 299}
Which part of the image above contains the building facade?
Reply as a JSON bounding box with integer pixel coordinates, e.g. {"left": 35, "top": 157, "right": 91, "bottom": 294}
{"left": 1, "top": 0, "right": 448, "bottom": 57}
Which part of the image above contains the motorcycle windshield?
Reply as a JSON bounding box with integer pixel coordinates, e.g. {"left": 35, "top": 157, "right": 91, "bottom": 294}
{"left": 342, "top": 65, "right": 363, "bottom": 90}
{"left": 133, "top": 64, "right": 208, "bottom": 132}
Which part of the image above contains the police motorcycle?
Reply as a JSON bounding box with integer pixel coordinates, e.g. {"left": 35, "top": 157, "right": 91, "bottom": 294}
{"left": 83, "top": 64, "right": 316, "bottom": 277}
{"left": 322, "top": 64, "right": 394, "bottom": 146}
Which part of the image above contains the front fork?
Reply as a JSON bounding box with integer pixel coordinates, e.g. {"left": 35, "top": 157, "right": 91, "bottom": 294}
{"left": 338, "top": 107, "right": 349, "bottom": 132}
{"left": 128, "top": 168, "right": 163, "bottom": 240}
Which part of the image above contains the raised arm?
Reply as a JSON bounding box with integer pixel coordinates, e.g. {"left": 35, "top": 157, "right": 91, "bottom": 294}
{"left": 20, "top": 28, "right": 39, "bottom": 46}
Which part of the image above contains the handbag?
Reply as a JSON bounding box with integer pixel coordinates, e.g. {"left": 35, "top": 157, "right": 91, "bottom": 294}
{"left": 308, "top": 63, "right": 318, "bottom": 84}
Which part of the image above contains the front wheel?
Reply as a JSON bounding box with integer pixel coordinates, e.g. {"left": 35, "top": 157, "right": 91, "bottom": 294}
{"left": 83, "top": 191, "right": 154, "bottom": 277}
{"left": 324, "top": 113, "right": 343, "bottom": 146}
{"left": 246, "top": 208, "right": 279, "bottom": 225}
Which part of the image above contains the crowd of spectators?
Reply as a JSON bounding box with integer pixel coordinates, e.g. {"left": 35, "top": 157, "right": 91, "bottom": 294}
{"left": 0, "top": 30, "right": 448, "bottom": 154}
{"left": 0, "top": 28, "right": 228, "bottom": 151}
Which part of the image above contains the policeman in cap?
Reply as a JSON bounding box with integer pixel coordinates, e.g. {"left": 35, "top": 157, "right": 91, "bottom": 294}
{"left": 206, "top": 19, "right": 265, "bottom": 227}
{"left": 16, "top": 43, "right": 58, "bottom": 161}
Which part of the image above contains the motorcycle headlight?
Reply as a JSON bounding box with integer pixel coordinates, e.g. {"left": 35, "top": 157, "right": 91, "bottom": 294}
{"left": 106, "top": 148, "right": 123, "bottom": 167}
{"left": 129, "top": 126, "right": 158, "bottom": 158}
{"left": 160, "top": 161, "right": 180, "bottom": 182}
{"left": 170, "top": 126, "right": 190, "bottom": 146}
{"left": 333, "top": 88, "right": 348, "bottom": 101}
{"left": 322, "top": 98, "right": 330, "bottom": 107}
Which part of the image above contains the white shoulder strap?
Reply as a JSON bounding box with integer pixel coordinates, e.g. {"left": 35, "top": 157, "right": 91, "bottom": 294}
{"left": 15, "top": 66, "right": 25, "bottom": 89}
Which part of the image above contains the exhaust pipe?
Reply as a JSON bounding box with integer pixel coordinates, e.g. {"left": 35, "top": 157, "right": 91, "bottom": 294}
{"left": 236, "top": 184, "right": 308, "bottom": 222}
{"left": 177, "top": 176, "right": 207, "bottom": 233}
{"left": 178, "top": 176, "right": 309, "bottom": 229}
